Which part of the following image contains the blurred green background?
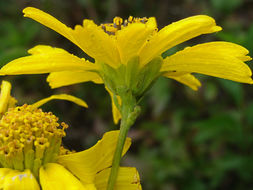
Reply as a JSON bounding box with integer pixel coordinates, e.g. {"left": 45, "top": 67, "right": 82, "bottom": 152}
{"left": 1, "top": 0, "right": 253, "bottom": 189}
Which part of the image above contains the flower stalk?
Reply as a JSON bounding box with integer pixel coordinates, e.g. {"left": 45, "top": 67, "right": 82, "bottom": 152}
{"left": 107, "top": 92, "right": 141, "bottom": 190}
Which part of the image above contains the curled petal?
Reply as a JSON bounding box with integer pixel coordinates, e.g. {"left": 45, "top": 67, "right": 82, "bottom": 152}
{"left": 162, "top": 42, "right": 253, "bottom": 84}
{"left": 32, "top": 94, "right": 88, "bottom": 108}
{"left": 23, "top": 7, "right": 78, "bottom": 46}
{"left": 57, "top": 131, "right": 131, "bottom": 184}
{"left": 181, "top": 41, "right": 252, "bottom": 61}
{"left": 164, "top": 72, "right": 201, "bottom": 91}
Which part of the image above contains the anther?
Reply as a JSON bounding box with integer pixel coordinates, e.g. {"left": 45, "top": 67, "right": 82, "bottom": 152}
{"left": 0, "top": 104, "right": 68, "bottom": 177}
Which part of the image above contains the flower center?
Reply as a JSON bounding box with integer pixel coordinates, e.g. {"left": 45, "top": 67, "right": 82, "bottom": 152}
{"left": 0, "top": 104, "right": 68, "bottom": 177}
{"left": 100, "top": 16, "right": 148, "bottom": 35}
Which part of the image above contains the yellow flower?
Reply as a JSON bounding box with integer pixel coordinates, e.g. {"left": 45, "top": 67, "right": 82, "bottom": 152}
{"left": 0, "top": 83, "right": 141, "bottom": 190}
{"left": 1, "top": 7, "right": 252, "bottom": 124}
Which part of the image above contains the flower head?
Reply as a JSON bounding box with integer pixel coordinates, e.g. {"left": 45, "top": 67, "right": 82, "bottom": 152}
{"left": 0, "top": 81, "right": 141, "bottom": 189}
{"left": 0, "top": 105, "right": 140, "bottom": 190}
{"left": 1, "top": 7, "right": 252, "bottom": 123}
{"left": 0, "top": 104, "right": 67, "bottom": 175}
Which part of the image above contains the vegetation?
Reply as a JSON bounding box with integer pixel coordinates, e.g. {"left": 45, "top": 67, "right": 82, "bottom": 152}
{"left": 1, "top": 0, "right": 253, "bottom": 189}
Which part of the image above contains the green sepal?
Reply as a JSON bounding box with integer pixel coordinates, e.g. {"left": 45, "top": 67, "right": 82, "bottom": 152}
{"left": 98, "top": 61, "right": 126, "bottom": 95}
{"left": 125, "top": 56, "right": 140, "bottom": 90}
{"left": 133, "top": 56, "right": 163, "bottom": 98}
{"left": 98, "top": 56, "right": 162, "bottom": 101}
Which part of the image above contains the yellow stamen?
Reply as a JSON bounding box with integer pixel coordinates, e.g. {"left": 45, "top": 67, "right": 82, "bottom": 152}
{"left": 59, "top": 146, "right": 76, "bottom": 156}
{"left": 0, "top": 104, "right": 68, "bottom": 177}
{"left": 101, "top": 16, "right": 149, "bottom": 35}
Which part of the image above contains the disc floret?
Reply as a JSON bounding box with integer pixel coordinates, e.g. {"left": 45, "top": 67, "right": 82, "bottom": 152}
{"left": 0, "top": 104, "right": 68, "bottom": 177}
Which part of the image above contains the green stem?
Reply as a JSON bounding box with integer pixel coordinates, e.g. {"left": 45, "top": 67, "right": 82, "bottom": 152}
{"left": 107, "top": 93, "right": 140, "bottom": 190}
{"left": 107, "top": 119, "right": 129, "bottom": 190}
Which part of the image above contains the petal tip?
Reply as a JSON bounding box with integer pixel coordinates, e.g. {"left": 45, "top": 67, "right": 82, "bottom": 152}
{"left": 192, "top": 87, "right": 199, "bottom": 91}
{"left": 23, "top": 7, "right": 36, "bottom": 16}
{"left": 192, "top": 84, "right": 201, "bottom": 91}
{"left": 245, "top": 56, "right": 252, "bottom": 61}
{"left": 213, "top": 26, "right": 222, "bottom": 32}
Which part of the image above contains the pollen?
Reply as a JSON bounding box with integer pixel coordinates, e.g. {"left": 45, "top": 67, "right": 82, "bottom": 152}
{"left": 0, "top": 104, "right": 68, "bottom": 177}
{"left": 59, "top": 146, "right": 76, "bottom": 156}
{"left": 101, "top": 16, "right": 148, "bottom": 35}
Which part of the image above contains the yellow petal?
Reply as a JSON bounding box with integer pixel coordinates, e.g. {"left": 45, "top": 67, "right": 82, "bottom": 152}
{"left": 83, "top": 184, "right": 97, "bottom": 190}
{"left": 7, "top": 97, "right": 17, "bottom": 110}
{"left": 2, "top": 169, "right": 40, "bottom": 190}
{"left": 140, "top": 15, "right": 222, "bottom": 66}
{"left": 181, "top": 41, "right": 252, "bottom": 61}
{"left": 116, "top": 19, "right": 156, "bottom": 64}
{"left": 73, "top": 20, "right": 120, "bottom": 68}
{"left": 23, "top": 7, "right": 120, "bottom": 68}
{"left": 0, "top": 81, "right": 12, "bottom": 115}
{"left": 161, "top": 42, "right": 253, "bottom": 84}
{"left": 47, "top": 71, "right": 103, "bottom": 89}
{"left": 40, "top": 163, "right": 86, "bottom": 190}
{"left": 0, "top": 168, "right": 12, "bottom": 188}
{"left": 57, "top": 131, "right": 131, "bottom": 184}
{"left": 23, "top": 7, "right": 78, "bottom": 46}
{"left": 163, "top": 72, "right": 201, "bottom": 91}
{"left": 32, "top": 94, "right": 88, "bottom": 108}
{"left": 0, "top": 45, "right": 97, "bottom": 75}
{"left": 94, "top": 167, "right": 142, "bottom": 190}
{"left": 105, "top": 87, "right": 121, "bottom": 124}
{"left": 145, "top": 17, "right": 157, "bottom": 30}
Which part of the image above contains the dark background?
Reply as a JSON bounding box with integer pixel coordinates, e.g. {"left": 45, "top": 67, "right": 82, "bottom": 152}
{"left": 1, "top": 0, "right": 253, "bottom": 189}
